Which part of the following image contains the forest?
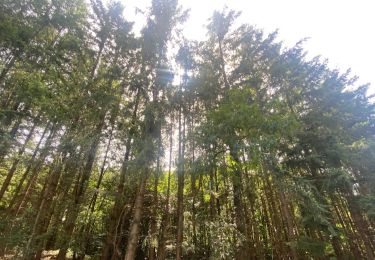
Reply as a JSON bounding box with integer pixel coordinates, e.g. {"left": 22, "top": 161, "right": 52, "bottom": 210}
{"left": 0, "top": 0, "right": 375, "bottom": 259}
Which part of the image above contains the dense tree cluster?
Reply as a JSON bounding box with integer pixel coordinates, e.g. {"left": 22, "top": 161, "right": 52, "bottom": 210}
{"left": 0, "top": 0, "right": 374, "bottom": 259}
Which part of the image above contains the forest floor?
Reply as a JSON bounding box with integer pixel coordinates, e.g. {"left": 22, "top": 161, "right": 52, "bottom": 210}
{"left": 1, "top": 250, "right": 92, "bottom": 259}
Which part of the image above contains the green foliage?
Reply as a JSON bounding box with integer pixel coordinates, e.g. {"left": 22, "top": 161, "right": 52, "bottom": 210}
{"left": 295, "top": 236, "right": 328, "bottom": 257}
{"left": 0, "top": 1, "right": 374, "bottom": 259}
{"left": 359, "top": 195, "right": 375, "bottom": 222}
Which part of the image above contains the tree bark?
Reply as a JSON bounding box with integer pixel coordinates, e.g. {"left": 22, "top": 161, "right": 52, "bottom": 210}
{"left": 124, "top": 172, "right": 148, "bottom": 260}
{"left": 176, "top": 103, "right": 185, "bottom": 260}
{"left": 24, "top": 156, "right": 65, "bottom": 259}
{"left": 347, "top": 195, "right": 375, "bottom": 259}
{"left": 229, "top": 145, "right": 248, "bottom": 260}
{"left": 278, "top": 190, "right": 298, "bottom": 259}
{"left": 148, "top": 140, "right": 161, "bottom": 260}
{"left": 157, "top": 122, "right": 173, "bottom": 260}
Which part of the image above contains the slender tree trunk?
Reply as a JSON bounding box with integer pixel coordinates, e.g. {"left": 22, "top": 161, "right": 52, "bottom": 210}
{"left": 0, "top": 117, "right": 38, "bottom": 200}
{"left": 90, "top": 128, "right": 113, "bottom": 212}
{"left": 259, "top": 191, "right": 271, "bottom": 257}
{"left": 229, "top": 145, "right": 248, "bottom": 260}
{"left": 278, "top": 190, "right": 298, "bottom": 259}
{"left": 7, "top": 121, "right": 52, "bottom": 211}
{"left": 102, "top": 90, "right": 140, "bottom": 259}
{"left": 218, "top": 32, "right": 249, "bottom": 258}
{"left": 56, "top": 24, "right": 111, "bottom": 258}
{"left": 56, "top": 116, "right": 105, "bottom": 260}
{"left": 24, "top": 156, "right": 65, "bottom": 259}
{"left": 268, "top": 185, "right": 285, "bottom": 256}
{"left": 14, "top": 161, "right": 48, "bottom": 216}
{"left": 0, "top": 103, "right": 26, "bottom": 163}
{"left": 213, "top": 168, "right": 221, "bottom": 216}
{"left": 148, "top": 176, "right": 158, "bottom": 260}
{"left": 176, "top": 103, "right": 185, "bottom": 260}
{"left": 124, "top": 67, "right": 161, "bottom": 259}
{"left": 331, "top": 196, "right": 361, "bottom": 258}
{"left": 43, "top": 151, "right": 85, "bottom": 251}
{"left": 242, "top": 161, "right": 261, "bottom": 258}
{"left": 12, "top": 123, "right": 56, "bottom": 214}
{"left": 0, "top": 125, "right": 51, "bottom": 255}
{"left": 101, "top": 137, "right": 133, "bottom": 259}
{"left": 209, "top": 167, "right": 216, "bottom": 219}
{"left": 148, "top": 139, "right": 161, "bottom": 260}
{"left": 190, "top": 171, "right": 198, "bottom": 255}
{"left": 347, "top": 195, "right": 375, "bottom": 258}
{"left": 124, "top": 172, "right": 148, "bottom": 260}
{"left": 73, "top": 129, "right": 114, "bottom": 257}
{"left": 111, "top": 201, "right": 134, "bottom": 260}
{"left": 0, "top": 55, "right": 16, "bottom": 86}
{"left": 157, "top": 122, "right": 173, "bottom": 260}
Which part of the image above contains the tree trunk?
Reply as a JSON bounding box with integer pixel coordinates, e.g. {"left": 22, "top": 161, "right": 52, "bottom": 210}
{"left": 56, "top": 116, "right": 105, "bottom": 260}
{"left": 72, "top": 129, "right": 114, "bottom": 257}
{"left": 331, "top": 196, "right": 361, "bottom": 258}
{"left": 0, "top": 104, "right": 24, "bottom": 163}
{"left": 0, "top": 55, "right": 16, "bottom": 86}
{"left": 111, "top": 201, "right": 134, "bottom": 260}
{"left": 176, "top": 104, "right": 185, "bottom": 260}
{"left": 24, "top": 157, "right": 65, "bottom": 259}
{"left": 209, "top": 167, "right": 215, "bottom": 219}
{"left": 90, "top": 128, "right": 113, "bottom": 212}
{"left": 157, "top": 122, "right": 173, "bottom": 260}
{"left": 124, "top": 172, "right": 148, "bottom": 260}
{"left": 102, "top": 90, "right": 140, "bottom": 259}
{"left": 229, "top": 145, "right": 248, "bottom": 260}
{"left": 148, "top": 140, "right": 161, "bottom": 260}
{"left": 347, "top": 195, "right": 375, "bottom": 258}
{"left": 7, "top": 121, "right": 52, "bottom": 211}
{"left": 0, "top": 117, "right": 38, "bottom": 200}
{"left": 278, "top": 190, "right": 298, "bottom": 259}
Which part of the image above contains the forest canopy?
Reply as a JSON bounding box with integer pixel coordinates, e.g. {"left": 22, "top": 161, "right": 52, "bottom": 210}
{"left": 0, "top": 0, "right": 374, "bottom": 259}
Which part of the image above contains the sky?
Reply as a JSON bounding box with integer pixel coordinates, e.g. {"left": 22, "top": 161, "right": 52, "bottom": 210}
{"left": 123, "top": 0, "right": 375, "bottom": 94}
